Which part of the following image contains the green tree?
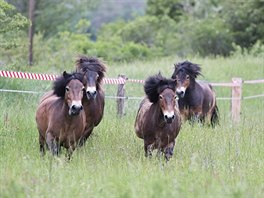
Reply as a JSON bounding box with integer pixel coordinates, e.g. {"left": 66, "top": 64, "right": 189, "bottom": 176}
{"left": 146, "top": 0, "right": 184, "bottom": 21}
{"left": 222, "top": 0, "right": 264, "bottom": 48}
{"left": 34, "top": 0, "right": 99, "bottom": 38}
{"left": 0, "top": 0, "right": 28, "bottom": 49}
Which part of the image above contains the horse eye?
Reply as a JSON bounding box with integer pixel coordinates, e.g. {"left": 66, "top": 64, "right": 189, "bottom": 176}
{"left": 159, "top": 95, "right": 163, "bottom": 100}
{"left": 186, "top": 75, "right": 190, "bottom": 80}
{"left": 65, "top": 87, "right": 69, "bottom": 92}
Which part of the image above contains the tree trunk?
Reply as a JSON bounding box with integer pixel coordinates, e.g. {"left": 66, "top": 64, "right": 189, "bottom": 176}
{"left": 28, "top": 0, "right": 35, "bottom": 66}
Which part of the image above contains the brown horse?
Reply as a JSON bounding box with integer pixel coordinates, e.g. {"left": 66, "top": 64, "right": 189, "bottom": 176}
{"left": 75, "top": 55, "right": 107, "bottom": 146}
{"left": 171, "top": 61, "right": 219, "bottom": 127}
{"left": 36, "top": 71, "right": 86, "bottom": 158}
{"left": 135, "top": 73, "right": 181, "bottom": 161}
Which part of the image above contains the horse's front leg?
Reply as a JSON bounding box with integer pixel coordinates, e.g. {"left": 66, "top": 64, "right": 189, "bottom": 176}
{"left": 66, "top": 144, "right": 75, "bottom": 161}
{"left": 164, "top": 141, "right": 175, "bottom": 161}
{"left": 46, "top": 132, "right": 59, "bottom": 156}
{"left": 144, "top": 137, "right": 156, "bottom": 158}
{"left": 78, "top": 125, "right": 94, "bottom": 147}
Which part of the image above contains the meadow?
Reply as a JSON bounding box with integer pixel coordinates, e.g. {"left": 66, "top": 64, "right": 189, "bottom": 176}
{"left": 0, "top": 56, "right": 263, "bottom": 198}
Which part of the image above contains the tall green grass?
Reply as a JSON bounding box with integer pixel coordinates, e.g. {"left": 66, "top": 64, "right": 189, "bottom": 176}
{"left": 0, "top": 56, "right": 263, "bottom": 197}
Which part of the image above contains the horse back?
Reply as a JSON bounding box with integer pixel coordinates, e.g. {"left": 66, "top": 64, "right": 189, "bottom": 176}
{"left": 199, "top": 82, "right": 216, "bottom": 112}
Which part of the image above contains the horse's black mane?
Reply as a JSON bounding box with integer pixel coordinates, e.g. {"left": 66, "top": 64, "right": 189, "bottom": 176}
{"left": 53, "top": 71, "right": 84, "bottom": 98}
{"left": 144, "top": 73, "right": 176, "bottom": 103}
{"left": 75, "top": 55, "right": 107, "bottom": 85}
{"left": 172, "top": 61, "right": 202, "bottom": 79}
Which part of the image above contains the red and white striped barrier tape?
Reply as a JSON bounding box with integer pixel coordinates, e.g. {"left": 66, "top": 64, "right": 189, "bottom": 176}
{"left": 0, "top": 70, "right": 144, "bottom": 84}
{"left": 0, "top": 70, "right": 57, "bottom": 81}
{"left": 103, "top": 78, "right": 126, "bottom": 84}
{"left": 1, "top": 70, "right": 264, "bottom": 86}
{"left": 127, "top": 79, "right": 145, "bottom": 84}
{"left": 0, "top": 70, "right": 127, "bottom": 84}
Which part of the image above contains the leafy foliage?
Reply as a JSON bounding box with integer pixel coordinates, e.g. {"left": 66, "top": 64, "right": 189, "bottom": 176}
{"left": 146, "top": 0, "right": 184, "bottom": 21}
{"left": 2, "top": 0, "right": 264, "bottom": 65}
{"left": 177, "top": 17, "right": 234, "bottom": 56}
{"left": 222, "top": 0, "right": 264, "bottom": 48}
{"left": 0, "top": 0, "right": 28, "bottom": 49}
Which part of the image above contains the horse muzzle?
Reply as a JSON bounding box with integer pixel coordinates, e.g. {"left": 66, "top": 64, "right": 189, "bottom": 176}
{"left": 86, "top": 86, "right": 97, "bottom": 99}
{"left": 86, "top": 91, "right": 97, "bottom": 99}
{"left": 164, "top": 113, "right": 175, "bottom": 124}
{"left": 176, "top": 87, "right": 186, "bottom": 98}
{"left": 69, "top": 101, "right": 83, "bottom": 116}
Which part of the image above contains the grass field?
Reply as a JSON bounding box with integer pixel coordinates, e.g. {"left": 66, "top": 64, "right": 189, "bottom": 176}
{"left": 0, "top": 56, "right": 263, "bottom": 197}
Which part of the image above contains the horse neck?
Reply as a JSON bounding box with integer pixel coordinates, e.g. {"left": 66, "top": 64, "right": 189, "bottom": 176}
{"left": 151, "top": 103, "right": 166, "bottom": 128}
{"left": 183, "top": 80, "right": 203, "bottom": 106}
{"left": 185, "top": 80, "right": 199, "bottom": 97}
{"left": 59, "top": 99, "right": 72, "bottom": 119}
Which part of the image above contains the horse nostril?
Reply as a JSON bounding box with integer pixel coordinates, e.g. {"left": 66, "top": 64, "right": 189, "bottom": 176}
{"left": 87, "top": 90, "right": 97, "bottom": 98}
{"left": 71, "top": 105, "right": 82, "bottom": 111}
{"left": 172, "top": 115, "right": 175, "bottom": 120}
{"left": 164, "top": 115, "right": 168, "bottom": 119}
{"left": 72, "top": 105, "right": 76, "bottom": 110}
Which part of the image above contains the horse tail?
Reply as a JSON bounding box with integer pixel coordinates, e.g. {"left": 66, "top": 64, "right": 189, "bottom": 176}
{"left": 211, "top": 104, "right": 219, "bottom": 127}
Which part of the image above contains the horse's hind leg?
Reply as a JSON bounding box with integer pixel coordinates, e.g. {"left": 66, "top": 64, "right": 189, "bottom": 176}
{"left": 46, "top": 132, "right": 59, "bottom": 156}
{"left": 39, "top": 134, "right": 45, "bottom": 156}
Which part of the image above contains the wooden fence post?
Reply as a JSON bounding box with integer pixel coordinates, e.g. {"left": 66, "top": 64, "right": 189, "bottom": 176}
{"left": 231, "top": 78, "right": 243, "bottom": 123}
{"left": 117, "top": 75, "right": 127, "bottom": 117}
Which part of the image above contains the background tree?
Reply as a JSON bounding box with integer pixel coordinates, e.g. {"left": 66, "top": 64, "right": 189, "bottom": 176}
{"left": 0, "top": 0, "right": 28, "bottom": 49}
{"left": 221, "top": 0, "right": 264, "bottom": 48}
{"left": 146, "top": 0, "right": 184, "bottom": 21}
{"left": 28, "top": 0, "right": 35, "bottom": 66}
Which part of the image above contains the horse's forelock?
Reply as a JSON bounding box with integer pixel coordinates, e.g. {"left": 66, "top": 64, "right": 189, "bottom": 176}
{"left": 75, "top": 55, "right": 106, "bottom": 84}
{"left": 174, "top": 61, "right": 201, "bottom": 79}
{"left": 144, "top": 74, "right": 176, "bottom": 103}
{"left": 53, "top": 72, "right": 84, "bottom": 98}
{"left": 158, "top": 80, "right": 176, "bottom": 94}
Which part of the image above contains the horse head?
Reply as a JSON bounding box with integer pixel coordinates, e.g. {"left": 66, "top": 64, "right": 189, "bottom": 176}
{"left": 75, "top": 55, "right": 106, "bottom": 100}
{"left": 172, "top": 61, "right": 201, "bottom": 98}
{"left": 144, "top": 73, "right": 177, "bottom": 123}
{"left": 53, "top": 71, "right": 85, "bottom": 116}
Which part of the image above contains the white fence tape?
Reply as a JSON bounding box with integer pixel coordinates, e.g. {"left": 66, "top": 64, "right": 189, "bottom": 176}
{"left": 0, "top": 89, "right": 263, "bottom": 101}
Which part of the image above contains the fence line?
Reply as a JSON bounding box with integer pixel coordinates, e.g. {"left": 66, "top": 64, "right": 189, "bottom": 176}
{"left": 0, "top": 88, "right": 263, "bottom": 101}
{"left": 1, "top": 69, "right": 264, "bottom": 123}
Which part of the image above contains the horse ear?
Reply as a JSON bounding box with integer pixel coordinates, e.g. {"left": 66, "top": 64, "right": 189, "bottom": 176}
{"left": 63, "top": 71, "right": 72, "bottom": 79}
{"left": 174, "top": 63, "right": 179, "bottom": 70}
{"left": 63, "top": 71, "right": 68, "bottom": 77}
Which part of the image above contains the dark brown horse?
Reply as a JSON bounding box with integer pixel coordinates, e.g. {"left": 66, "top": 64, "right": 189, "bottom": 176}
{"left": 172, "top": 61, "right": 219, "bottom": 127}
{"left": 36, "top": 71, "right": 86, "bottom": 158}
{"left": 75, "top": 55, "right": 107, "bottom": 146}
{"left": 135, "top": 73, "right": 181, "bottom": 161}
